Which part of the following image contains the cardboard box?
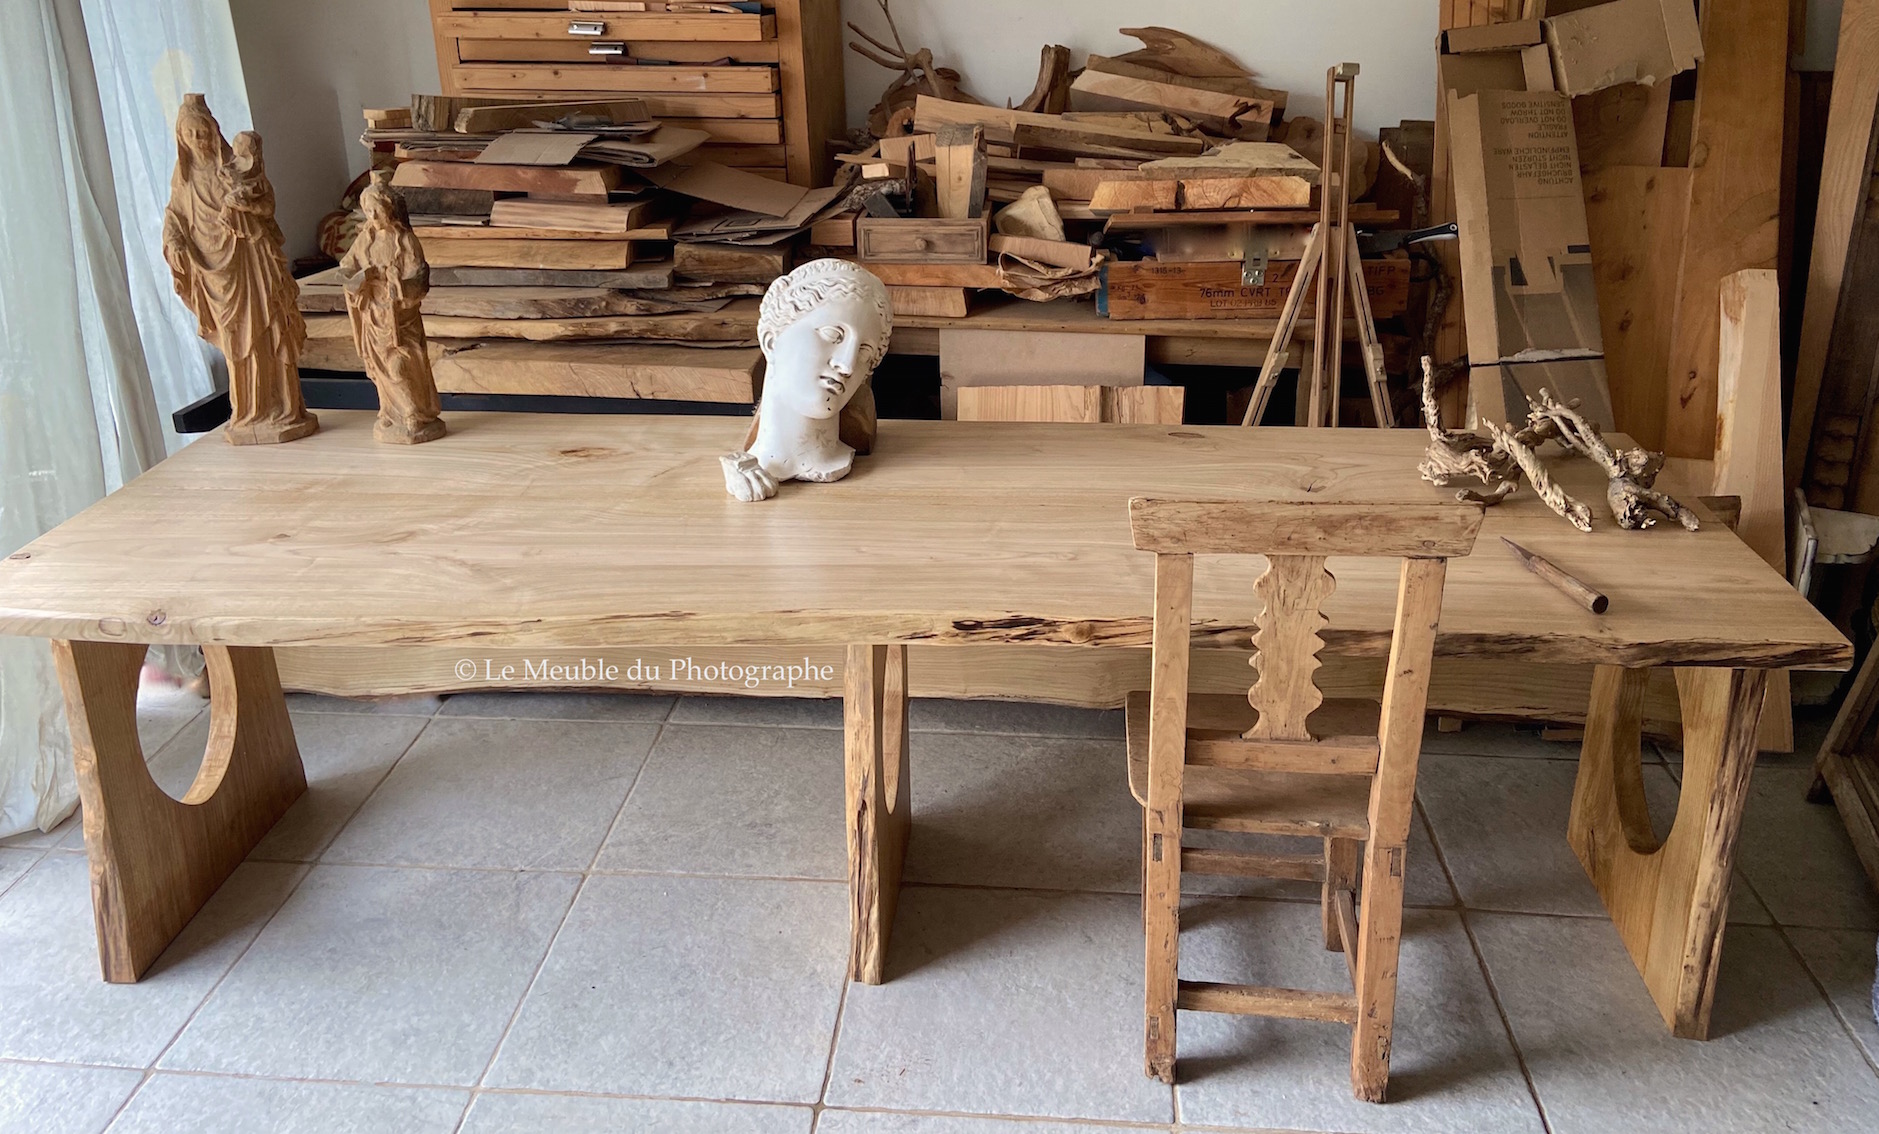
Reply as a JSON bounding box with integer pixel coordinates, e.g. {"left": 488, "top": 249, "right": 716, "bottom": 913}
{"left": 1448, "top": 88, "right": 1615, "bottom": 429}
{"left": 1444, "top": 19, "right": 1544, "bottom": 54}
{"left": 1545, "top": 0, "right": 1704, "bottom": 96}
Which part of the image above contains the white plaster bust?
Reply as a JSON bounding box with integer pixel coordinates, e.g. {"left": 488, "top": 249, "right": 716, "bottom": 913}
{"left": 722, "top": 259, "right": 893, "bottom": 502}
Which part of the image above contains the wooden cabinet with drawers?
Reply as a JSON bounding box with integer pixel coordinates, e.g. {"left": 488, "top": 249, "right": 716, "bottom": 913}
{"left": 428, "top": 0, "right": 845, "bottom": 187}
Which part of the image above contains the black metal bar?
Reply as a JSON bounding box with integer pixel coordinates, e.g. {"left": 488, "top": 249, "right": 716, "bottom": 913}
{"left": 174, "top": 371, "right": 752, "bottom": 434}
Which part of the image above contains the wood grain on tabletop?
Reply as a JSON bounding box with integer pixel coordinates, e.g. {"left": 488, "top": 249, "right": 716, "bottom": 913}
{"left": 0, "top": 416, "right": 1847, "bottom": 669}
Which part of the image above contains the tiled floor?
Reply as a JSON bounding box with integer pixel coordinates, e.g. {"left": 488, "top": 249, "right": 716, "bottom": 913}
{"left": 2, "top": 692, "right": 1876, "bottom": 1134}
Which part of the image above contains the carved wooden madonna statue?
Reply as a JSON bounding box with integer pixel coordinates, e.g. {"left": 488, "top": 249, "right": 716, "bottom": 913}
{"left": 163, "top": 95, "right": 317, "bottom": 446}
{"left": 339, "top": 171, "right": 446, "bottom": 445}
{"left": 722, "top": 259, "right": 893, "bottom": 502}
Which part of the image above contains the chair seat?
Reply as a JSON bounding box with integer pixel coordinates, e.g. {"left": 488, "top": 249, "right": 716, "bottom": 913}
{"left": 1126, "top": 692, "right": 1376, "bottom": 839}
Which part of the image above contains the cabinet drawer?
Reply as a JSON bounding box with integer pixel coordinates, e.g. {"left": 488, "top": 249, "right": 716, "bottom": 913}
{"left": 455, "top": 38, "right": 782, "bottom": 64}
{"left": 446, "top": 71, "right": 779, "bottom": 118}
{"left": 450, "top": 63, "right": 777, "bottom": 93}
{"left": 436, "top": 11, "right": 775, "bottom": 43}
{"left": 857, "top": 217, "right": 991, "bottom": 264}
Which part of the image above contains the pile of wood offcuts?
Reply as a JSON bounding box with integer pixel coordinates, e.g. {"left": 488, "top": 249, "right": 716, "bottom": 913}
{"left": 301, "top": 92, "right": 866, "bottom": 405}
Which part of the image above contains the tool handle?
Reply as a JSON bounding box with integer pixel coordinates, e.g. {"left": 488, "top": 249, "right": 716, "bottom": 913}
{"left": 1526, "top": 554, "right": 1609, "bottom": 615}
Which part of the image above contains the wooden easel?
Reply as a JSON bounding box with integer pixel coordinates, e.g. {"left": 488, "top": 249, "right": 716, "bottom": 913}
{"left": 1242, "top": 63, "right": 1392, "bottom": 429}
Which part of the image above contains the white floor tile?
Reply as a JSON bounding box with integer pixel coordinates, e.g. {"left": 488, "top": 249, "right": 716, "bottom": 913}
{"left": 437, "top": 690, "right": 674, "bottom": 722}
{"left": 904, "top": 732, "right": 1139, "bottom": 894}
{"left": 1421, "top": 720, "right": 1607, "bottom": 761}
{"left": 1472, "top": 915, "right": 1879, "bottom": 1133}
{"left": 908, "top": 699, "right": 1125, "bottom": 739}
{"left": 0, "top": 854, "right": 303, "bottom": 1066}
{"left": 595, "top": 724, "right": 845, "bottom": 880}
{"left": 285, "top": 693, "right": 442, "bottom": 716}
{"left": 0, "top": 848, "right": 40, "bottom": 895}
{"left": 136, "top": 711, "right": 430, "bottom": 864}
{"left": 160, "top": 865, "right": 577, "bottom": 1085}
{"left": 1736, "top": 767, "right": 1879, "bottom": 929}
{"left": 0, "top": 1060, "right": 143, "bottom": 1134}
{"left": 108, "top": 1074, "right": 467, "bottom": 1134}
{"left": 1785, "top": 927, "right": 1879, "bottom": 1069}
{"left": 1173, "top": 904, "right": 1544, "bottom": 1133}
{"left": 671, "top": 696, "right": 844, "bottom": 729}
{"left": 826, "top": 887, "right": 1175, "bottom": 1125}
{"left": 1416, "top": 754, "right": 1606, "bottom": 916}
{"left": 461, "top": 1092, "right": 811, "bottom": 1133}
{"left": 321, "top": 718, "right": 654, "bottom": 870}
{"left": 1417, "top": 754, "right": 1759, "bottom": 922}
{"left": 486, "top": 874, "right": 846, "bottom": 1103}
{"left": 816, "top": 1114, "right": 1164, "bottom": 1133}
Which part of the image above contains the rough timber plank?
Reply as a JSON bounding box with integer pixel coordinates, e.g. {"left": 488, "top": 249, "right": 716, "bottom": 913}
{"left": 1659, "top": 0, "right": 1788, "bottom": 459}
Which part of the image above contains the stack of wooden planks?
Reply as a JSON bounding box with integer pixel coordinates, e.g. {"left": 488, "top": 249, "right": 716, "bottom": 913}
{"left": 303, "top": 91, "right": 867, "bottom": 401}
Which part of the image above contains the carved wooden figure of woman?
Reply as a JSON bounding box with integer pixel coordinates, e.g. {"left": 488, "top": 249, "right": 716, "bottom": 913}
{"left": 338, "top": 172, "right": 445, "bottom": 445}
{"left": 162, "top": 95, "right": 317, "bottom": 445}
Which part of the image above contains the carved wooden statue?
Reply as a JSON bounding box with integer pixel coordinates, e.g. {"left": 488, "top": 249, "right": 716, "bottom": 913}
{"left": 722, "top": 260, "right": 893, "bottom": 502}
{"left": 339, "top": 171, "right": 446, "bottom": 445}
{"left": 163, "top": 95, "right": 317, "bottom": 446}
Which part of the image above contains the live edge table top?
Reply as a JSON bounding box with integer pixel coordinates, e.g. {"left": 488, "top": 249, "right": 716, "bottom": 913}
{"left": 0, "top": 413, "right": 1850, "bottom": 671}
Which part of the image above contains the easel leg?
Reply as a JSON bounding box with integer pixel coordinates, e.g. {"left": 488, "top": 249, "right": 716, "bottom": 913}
{"left": 53, "top": 641, "right": 306, "bottom": 983}
{"left": 1242, "top": 225, "right": 1324, "bottom": 427}
{"left": 845, "top": 643, "right": 911, "bottom": 984}
{"left": 1346, "top": 225, "right": 1394, "bottom": 427}
{"left": 1568, "top": 665, "right": 1767, "bottom": 1037}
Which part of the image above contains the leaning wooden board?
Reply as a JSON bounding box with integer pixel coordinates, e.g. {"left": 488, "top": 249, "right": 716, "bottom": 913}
{"left": 0, "top": 417, "right": 1847, "bottom": 1039}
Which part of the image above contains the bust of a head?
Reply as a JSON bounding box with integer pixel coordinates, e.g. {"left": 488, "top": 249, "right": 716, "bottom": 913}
{"left": 758, "top": 259, "right": 893, "bottom": 421}
{"left": 724, "top": 260, "right": 893, "bottom": 501}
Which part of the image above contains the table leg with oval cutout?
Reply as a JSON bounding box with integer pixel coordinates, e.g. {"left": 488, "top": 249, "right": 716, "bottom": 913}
{"left": 845, "top": 643, "right": 911, "bottom": 984}
{"left": 1569, "top": 664, "right": 1768, "bottom": 1038}
{"left": 52, "top": 640, "right": 306, "bottom": 983}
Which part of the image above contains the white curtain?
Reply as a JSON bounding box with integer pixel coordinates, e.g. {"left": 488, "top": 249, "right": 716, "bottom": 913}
{"left": 83, "top": 0, "right": 250, "bottom": 448}
{"left": 0, "top": 0, "right": 245, "bottom": 839}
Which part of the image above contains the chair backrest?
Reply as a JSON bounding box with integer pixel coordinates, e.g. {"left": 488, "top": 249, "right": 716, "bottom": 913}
{"left": 1128, "top": 497, "right": 1483, "bottom": 775}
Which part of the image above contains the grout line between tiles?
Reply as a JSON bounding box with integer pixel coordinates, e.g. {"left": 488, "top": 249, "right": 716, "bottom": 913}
{"left": 140, "top": 711, "right": 443, "bottom": 1082}
{"left": 462, "top": 712, "right": 673, "bottom": 1115}
{"left": 0, "top": 844, "right": 55, "bottom": 902}
{"left": 808, "top": 960, "right": 852, "bottom": 1130}
{"left": 1768, "top": 920, "right": 1879, "bottom": 1082}
{"left": 1414, "top": 797, "right": 1556, "bottom": 1134}
{"left": 813, "top": 1103, "right": 1177, "bottom": 1131}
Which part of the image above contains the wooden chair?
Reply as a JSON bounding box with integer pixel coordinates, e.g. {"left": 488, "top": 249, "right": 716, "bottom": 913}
{"left": 1124, "top": 496, "right": 1483, "bottom": 1100}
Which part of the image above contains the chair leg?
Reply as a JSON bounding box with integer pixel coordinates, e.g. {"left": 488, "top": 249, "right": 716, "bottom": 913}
{"left": 1349, "top": 838, "right": 1409, "bottom": 1102}
{"left": 1143, "top": 802, "right": 1182, "bottom": 1083}
{"left": 1322, "top": 836, "right": 1360, "bottom": 951}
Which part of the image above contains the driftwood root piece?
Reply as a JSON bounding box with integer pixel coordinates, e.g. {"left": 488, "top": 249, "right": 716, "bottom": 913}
{"left": 1016, "top": 45, "right": 1073, "bottom": 114}
{"left": 1485, "top": 421, "right": 1595, "bottom": 532}
{"left": 1525, "top": 388, "right": 1698, "bottom": 532}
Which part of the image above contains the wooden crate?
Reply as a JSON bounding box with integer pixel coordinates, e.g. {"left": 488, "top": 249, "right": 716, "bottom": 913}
{"left": 428, "top": 0, "right": 843, "bottom": 187}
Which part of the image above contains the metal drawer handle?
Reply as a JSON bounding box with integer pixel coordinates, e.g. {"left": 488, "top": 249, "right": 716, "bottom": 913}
{"left": 588, "top": 41, "right": 626, "bottom": 55}
{"left": 568, "top": 19, "right": 606, "bottom": 35}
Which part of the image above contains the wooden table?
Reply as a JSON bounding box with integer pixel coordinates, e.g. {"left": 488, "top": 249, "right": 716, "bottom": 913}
{"left": 0, "top": 414, "right": 1847, "bottom": 1039}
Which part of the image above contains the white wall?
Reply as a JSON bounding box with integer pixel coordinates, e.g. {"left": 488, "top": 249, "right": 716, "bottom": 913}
{"left": 842, "top": 0, "right": 1437, "bottom": 136}
{"left": 229, "top": 0, "right": 438, "bottom": 260}
{"left": 234, "top": 0, "right": 1440, "bottom": 259}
